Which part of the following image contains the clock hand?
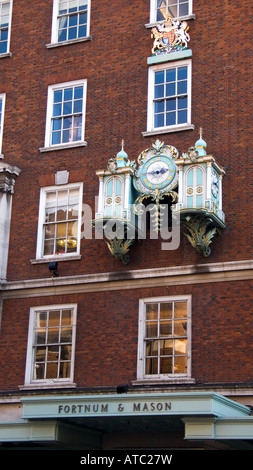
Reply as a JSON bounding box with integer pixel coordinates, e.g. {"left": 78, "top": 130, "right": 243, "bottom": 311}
{"left": 147, "top": 167, "right": 169, "bottom": 175}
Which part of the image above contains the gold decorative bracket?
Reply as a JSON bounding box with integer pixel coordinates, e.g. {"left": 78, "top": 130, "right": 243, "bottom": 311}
{"left": 181, "top": 216, "right": 220, "bottom": 257}
{"left": 105, "top": 237, "right": 135, "bottom": 265}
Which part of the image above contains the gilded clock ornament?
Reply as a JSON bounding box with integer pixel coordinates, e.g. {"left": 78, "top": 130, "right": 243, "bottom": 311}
{"left": 134, "top": 139, "right": 178, "bottom": 195}
{"left": 133, "top": 140, "right": 178, "bottom": 233}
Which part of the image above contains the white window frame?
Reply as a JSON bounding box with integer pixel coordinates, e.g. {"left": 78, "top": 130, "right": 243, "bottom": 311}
{"left": 146, "top": 59, "right": 192, "bottom": 135}
{"left": 149, "top": 0, "right": 193, "bottom": 24}
{"left": 0, "top": 93, "right": 5, "bottom": 155}
{"left": 0, "top": 0, "right": 13, "bottom": 57}
{"left": 136, "top": 295, "right": 193, "bottom": 384}
{"left": 36, "top": 182, "right": 83, "bottom": 261}
{"left": 50, "top": 0, "right": 91, "bottom": 46}
{"left": 42, "top": 79, "right": 87, "bottom": 151}
{"left": 24, "top": 304, "right": 77, "bottom": 388}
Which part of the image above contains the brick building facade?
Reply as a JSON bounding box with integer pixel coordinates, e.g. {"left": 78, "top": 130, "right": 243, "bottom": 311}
{"left": 0, "top": 0, "right": 253, "bottom": 451}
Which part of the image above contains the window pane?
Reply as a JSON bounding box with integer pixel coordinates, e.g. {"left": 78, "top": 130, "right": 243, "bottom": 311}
{"left": 69, "top": 14, "right": 78, "bottom": 26}
{"left": 64, "top": 88, "right": 73, "bottom": 101}
{"left": 155, "top": 85, "right": 164, "bottom": 99}
{"left": 166, "top": 82, "right": 176, "bottom": 97}
{"left": 175, "top": 338, "right": 187, "bottom": 354}
{"left": 166, "top": 68, "right": 176, "bottom": 83}
{"left": 154, "top": 100, "right": 164, "bottom": 114}
{"left": 54, "top": 90, "right": 63, "bottom": 103}
{"left": 174, "top": 355, "right": 187, "bottom": 373}
{"left": 63, "top": 101, "right": 72, "bottom": 115}
{"left": 79, "top": 24, "right": 87, "bottom": 38}
{"left": 179, "top": 2, "right": 189, "bottom": 17}
{"left": 160, "top": 320, "right": 172, "bottom": 337}
{"left": 146, "top": 321, "right": 158, "bottom": 338}
{"left": 69, "top": 26, "right": 77, "bottom": 39}
{"left": 73, "top": 99, "right": 82, "bottom": 113}
{"left": 61, "top": 327, "right": 72, "bottom": 343}
{"left": 166, "top": 99, "right": 176, "bottom": 111}
{"left": 33, "top": 363, "right": 45, "bottom": 380}
{"left": 60, "top": 361, "right": 71, "bottom": 378}
{"left": 178, "top": 66, "right": 187, "bottom": 81}
{"left": 47, "top": 328, "right": 59, "bottom": 344}
{"left": 74, "top": 86, "right": 83, "bottom": 99}
{"left": 62, "top": 309, "right": 73, "bottom": 325}
{"left": 160, "top": 357, "right": 172, "bottom": 374}
{"left": 178, "top": 96, "right": 187, "bottom": 109}
{"left": 166, "top": 112, "right": 176, "bottom": 126}
{"left": 178, "top": 109, "right": 187, "bottom": 124}
{"left": 155, "top": 113, "right": 164, "bottom": 128}
{"left": 177, "top": 80, "right": 187, "bottom": 95}
{"left": 52, "top": 130, "right": 61, "bottom": 145}
{"left": 34, "top": 346, "right": 46, "bottom": 362}
{"left": 167, "top": 4, "right": 177, "bottom": 17}
{"left": 155, "top": 70, "right": 164, "bottom": 85}
{"left": 146, "top": 303, "right": 158, "bottom": 320}
{"left": 146, "top": 357, "right": 158, "bottom": 374}
{"left": 52, "top": 118, "right": 62, "bottom": 131}
{"left": 0, "top": 41, "right": 7, "bottom": 54}
{"left": 53, "top": 103, "right": 62, "bottom": 117}
{"left": 174, "top": 301, "right": 187, "bottom": 318}
{"left": 160, "top": 339, "right": 173, "bottom": 355}
{"left": 56, "top": 222, "right": 67, "bottom": 238}
{"left": 46, "top": 362, "right": 58, "bottom": 379}
{"left": 49, "top": 310, "right": 60, "bottom": 327}
{"left": 160, "top": 303, "right": 173, "bottom": 319}
{"left": 59, "top": 28, "right": 67, "bottom": 42}
{"left": 174, "top": 320, "right": 187, "bottom": 336}
{"left": 146, "top": 339, "right": 158, "bottom": 356}
{"left": 44, "top": 239, "right": 54, "bottom": 256}
{"left": 34, "top": 330, "right": 46, "bottom": 345}
{"left": 59, "top": 1, "right": 68, "bottom": 14}
{"left": 58, "top": 190, "right": 68, "bottom": 205}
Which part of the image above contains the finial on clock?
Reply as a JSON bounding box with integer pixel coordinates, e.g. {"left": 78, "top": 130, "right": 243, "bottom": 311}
{"left": 195, "top": 127, "right": 207, "bottom": 156}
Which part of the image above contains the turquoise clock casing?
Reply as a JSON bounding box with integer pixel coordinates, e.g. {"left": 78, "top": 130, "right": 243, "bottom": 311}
{"left": 137, "top": 154, "right": 177, "bottom": 193}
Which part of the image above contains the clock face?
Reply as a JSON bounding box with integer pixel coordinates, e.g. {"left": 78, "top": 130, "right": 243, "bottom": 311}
{"left": 139, "top": 154, "right": 177, "bottom": 191}
{"left": 211, "top": 171, "right": 219, "bottom": 198}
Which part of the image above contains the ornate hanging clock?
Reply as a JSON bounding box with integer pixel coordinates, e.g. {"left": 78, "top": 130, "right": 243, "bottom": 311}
{"left": 133, "top": 140, "right": 179, "bottom": 233}
{"left": 134, "top": 140, "right": 178, "bottom": 195}
{"left": 138, "top": 154, "right": 177, "bottom": 192}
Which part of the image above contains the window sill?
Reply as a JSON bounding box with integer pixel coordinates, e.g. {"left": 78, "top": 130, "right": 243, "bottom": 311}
{"left": 46, "top": 36, "right": 92, "bottom": 48}
{"left": 19, "top": 382, "right": 77, "bottom": 390}
{"left": 132, "top": 377, "right": 196, "bottom": 386}
{"left": 30, "top": 255, "right": 82, "bottom": 264}
{"left": 145, "top": 15, "right": 196, "bottom": 29}
{"left": 143, "top": 124, "right": 195, "bottom": 137}
{"left": 39, "top": 141, "right": 87, "bottom": 152}
{"left": 0, "top": 52, "right": 12, "bottom": 58}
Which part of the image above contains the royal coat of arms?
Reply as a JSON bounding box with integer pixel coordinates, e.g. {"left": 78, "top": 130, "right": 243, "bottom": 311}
{"left": 151, "top": 15, "right": 190, "bottom": 55}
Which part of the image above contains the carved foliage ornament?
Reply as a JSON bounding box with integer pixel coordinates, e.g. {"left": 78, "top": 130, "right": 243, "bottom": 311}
{"left": 151, "top": 15, "right": 190, "bottom": 56}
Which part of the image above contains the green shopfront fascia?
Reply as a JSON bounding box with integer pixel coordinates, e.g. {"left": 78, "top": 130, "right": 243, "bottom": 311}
{"left": 1, "top": 392, "right": 253, "bottom": 450}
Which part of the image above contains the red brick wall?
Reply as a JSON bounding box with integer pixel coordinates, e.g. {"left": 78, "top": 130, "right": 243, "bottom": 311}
{"left": 1, "top": 280, "right": 253, "bottom": 391}
{"left": 0, "top": 0, "right": 250, "bottom": 281}
{"left": 0, "top": 1, "right": 252, "bottom": 393}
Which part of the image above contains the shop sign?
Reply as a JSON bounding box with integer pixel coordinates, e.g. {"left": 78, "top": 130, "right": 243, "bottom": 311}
{"left": 57, "top": 399, "right": 172, "bottom": 417}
